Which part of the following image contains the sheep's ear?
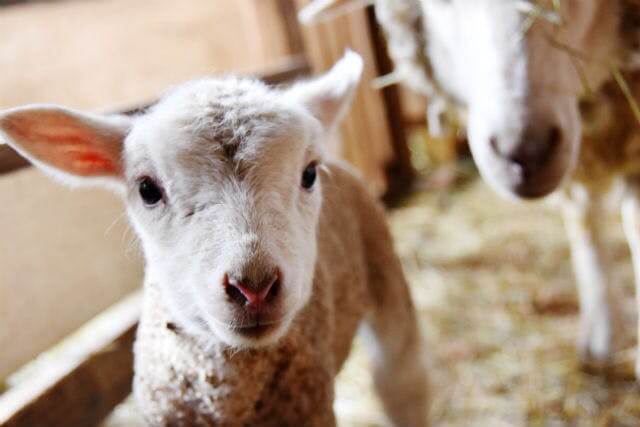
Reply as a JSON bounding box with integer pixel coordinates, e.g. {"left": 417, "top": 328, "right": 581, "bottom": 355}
{"left": 0, "top": 105, "right": 130, "bottom": 191}
{"left": 287, "top": 50, "right": 363, "bottom": 130}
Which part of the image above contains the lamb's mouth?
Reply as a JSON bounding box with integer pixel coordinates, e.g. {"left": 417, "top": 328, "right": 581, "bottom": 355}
{"left": 231, "top": 319, "right": 281, "bottom": 338}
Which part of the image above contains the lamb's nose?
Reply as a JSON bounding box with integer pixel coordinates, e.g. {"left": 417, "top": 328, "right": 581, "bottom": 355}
{"left": 223, "top": 270, "right": 281, "bottom": 308}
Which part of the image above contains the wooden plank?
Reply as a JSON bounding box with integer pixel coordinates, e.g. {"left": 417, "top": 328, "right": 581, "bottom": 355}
{"left": 294, "top": 0, "right": 401, "bottom": 196}
{"left": 0, "top": 55, "right": 310, "bottom": 176}
{"left": 366, "top": 6, "right": 414, "bottom": 203}
{"left": 0, "top": 293, "right": 141, "bottom": 427}
{"left": 254, "top": 54, "right": 310, "bottom": 85}
{"left": 239, "top": 0, "right": 300, "bottom": 66}
{"left": 0, "top": 1, "right": 60, "bottom": 6}
{"left": 277, "top": 0, "right": 306, "bottom": 56}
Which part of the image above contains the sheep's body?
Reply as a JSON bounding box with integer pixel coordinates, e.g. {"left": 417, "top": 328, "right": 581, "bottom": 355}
{"left": 133, "top": 163, "right": 426, "bottom": 426}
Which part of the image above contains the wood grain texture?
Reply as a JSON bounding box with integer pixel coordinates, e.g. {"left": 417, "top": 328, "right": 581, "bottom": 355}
{"left": 294, "top": 0, "right": 400, "bottom": 196}
{"left": 366, "top": 6, "right": 414, "bottom": 203}
{"left": 0, "top": 293, "right": 141, "bottom": 427}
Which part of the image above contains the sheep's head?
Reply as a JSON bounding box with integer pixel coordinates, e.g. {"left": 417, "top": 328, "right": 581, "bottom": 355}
{"left": 421, "top": 0, "right": 620, "bottom": 198}
{"left": 0, "top": 51, "right": 363, "bottom": 348}
{"left": 415, "top": 0, "right": 621, "bottom": 198}
{"left": 300, "top": 0, "right": 622, "bottom": 198}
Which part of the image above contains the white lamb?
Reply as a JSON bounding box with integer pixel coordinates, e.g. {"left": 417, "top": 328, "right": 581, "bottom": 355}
{"left": 0, "top": 52, "right": 429, "bottom": 426}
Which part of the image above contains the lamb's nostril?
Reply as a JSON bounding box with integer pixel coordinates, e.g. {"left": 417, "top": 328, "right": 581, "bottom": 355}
{"left": 267, "top": 271, "right": 281, "bottom": 300}
{"left": 224, "top": 274, "right": 250, "bottom": 306}
{"left": 223, "top": 270, "right": 281, "bottom": 308}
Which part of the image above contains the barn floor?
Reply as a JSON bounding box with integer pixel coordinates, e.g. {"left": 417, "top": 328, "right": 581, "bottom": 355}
{"left": 335, "top": 174, "right": 640, "bottom": 427}
{"left": 105, "top": 173, "right": 640, "bottom": 426}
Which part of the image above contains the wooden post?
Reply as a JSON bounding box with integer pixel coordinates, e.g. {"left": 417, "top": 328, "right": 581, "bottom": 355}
{"left": 294, "top": 0, "right": 411, "bottom": 197}
{"left": 366, "top": 6, "right": 414, "bottom": 202}
{"left": 239, "top": 0, "right": 300, "bottom": 66}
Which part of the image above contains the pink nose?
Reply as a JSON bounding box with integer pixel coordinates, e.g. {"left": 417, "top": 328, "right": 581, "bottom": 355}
{"left": 223, "top": 270, "right": 281, "bottom": 308}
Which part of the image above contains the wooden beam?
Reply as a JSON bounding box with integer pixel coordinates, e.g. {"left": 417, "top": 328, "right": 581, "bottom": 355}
{"left": 0, "top": 1, "right": 61, "bottom": 6}
{"left": 277, "top": 0, "right": 306, "bottom": 55}
{"left": 239, "top": 0, "right": 300, "bottom": 66}
{"left": 294, "top": 0, "right": 403, "bottom": 197}
{"left": 0, "top": 55, "right": 310, "bottom": 176}
{"left": 253, "top": 54, "right": 310, "bottom": 85}
{"left": 0, "top": 293, "right": 141, "bottom": 427}
{"left": 366, "top": 6, "right": 414, "bottom": 204}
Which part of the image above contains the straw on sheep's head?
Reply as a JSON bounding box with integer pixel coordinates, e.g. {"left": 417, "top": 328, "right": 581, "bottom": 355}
{"left": 300, "top": 0, "right": 640, "bottom": 199}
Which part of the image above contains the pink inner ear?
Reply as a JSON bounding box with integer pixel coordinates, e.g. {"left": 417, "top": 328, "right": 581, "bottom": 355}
{"left": 4, "top": 112, "right": 121, "bottom": 177}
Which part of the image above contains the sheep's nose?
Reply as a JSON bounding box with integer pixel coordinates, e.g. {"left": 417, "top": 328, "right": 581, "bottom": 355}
{"left": 223, "top": 270, "right": 281, "bottom": 308}
{"left": 491, "top": 125, "right": 561, "bottom": 178}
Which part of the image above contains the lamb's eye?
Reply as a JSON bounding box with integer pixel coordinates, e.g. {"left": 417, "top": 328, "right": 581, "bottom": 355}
{"left": 139, "top": 177, "right": 163, "bottom": 206}
{"left": 301, "top": 162, "right": 317, "bottom": 190}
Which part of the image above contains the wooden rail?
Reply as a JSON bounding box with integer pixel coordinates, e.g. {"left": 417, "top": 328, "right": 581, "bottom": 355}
{"left": 0, "top": 293, "right": 141, "bottom": 427}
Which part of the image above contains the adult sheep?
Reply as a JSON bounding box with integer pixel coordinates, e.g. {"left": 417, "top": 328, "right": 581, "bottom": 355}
{"left": 301, "top": 0, "right": 640, "bottom": 375}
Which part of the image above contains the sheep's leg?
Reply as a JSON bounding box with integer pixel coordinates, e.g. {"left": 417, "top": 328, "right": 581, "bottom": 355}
{"left": 363, "top": 289, "right": 429, "bottom": 427}
{"left": 360, "top": 219, "right": 429, "bottom": 427}
{"left": 621, "top": 185, "right": 640, "bottom": 378}
{"left": 561, "top": 186, "right": 623, "bottom": 366}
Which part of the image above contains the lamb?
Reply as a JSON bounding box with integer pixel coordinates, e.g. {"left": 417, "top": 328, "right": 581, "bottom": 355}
{"left": 0, "top": 52, "right": 429, "bottom": 426}
{"left": 300, "top": 0, "right": 640, "bottom": 375}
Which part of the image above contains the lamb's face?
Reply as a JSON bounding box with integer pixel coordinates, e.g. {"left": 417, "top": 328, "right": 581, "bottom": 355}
{"left": 0, "top": 51, "right": 362, "bottom": 347}
{"left": 421, "top": 0, "right": 617, "bottom": 199}
{"left": 124, "top": 81, "right": 324, "bottom": 346}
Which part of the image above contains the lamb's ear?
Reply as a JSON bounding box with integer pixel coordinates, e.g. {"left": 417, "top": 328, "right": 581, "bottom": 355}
{"left": 0, "top": 105, "right": 131, "bottom": 191}
{"left": 286, "top": 50, "right": 363, "bottom": 130}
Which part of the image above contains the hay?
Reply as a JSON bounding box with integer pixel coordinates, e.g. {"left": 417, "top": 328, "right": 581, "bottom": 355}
{"left": 328, "top": 2, "right": 640, "bottom": 423}
{"left": 334, "top": 175, "right": 640, "bottom": 426}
